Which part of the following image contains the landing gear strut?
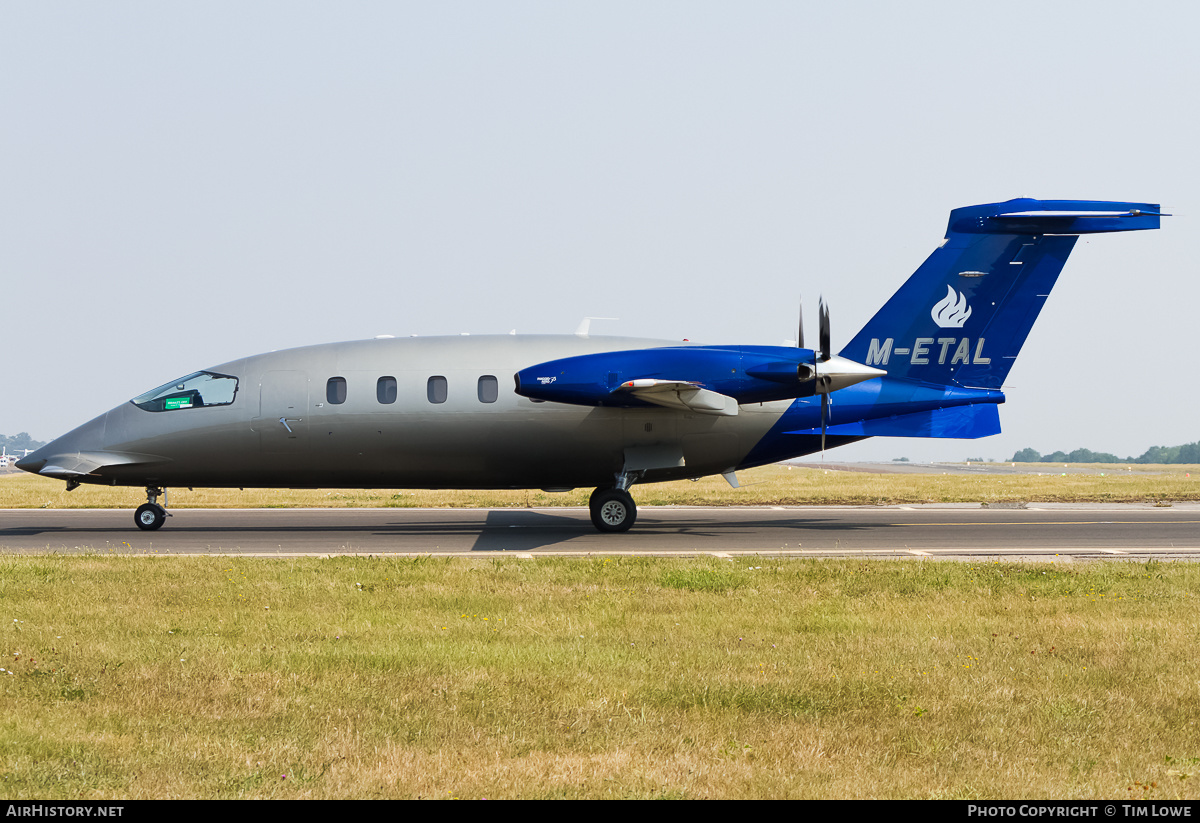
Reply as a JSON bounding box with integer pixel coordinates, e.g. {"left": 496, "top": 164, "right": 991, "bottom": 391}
{"left": 588, "top": 469, "right": 642, "bottom": 533}
{"left": 135, "top": 486, "right": 169, "bottom": 531}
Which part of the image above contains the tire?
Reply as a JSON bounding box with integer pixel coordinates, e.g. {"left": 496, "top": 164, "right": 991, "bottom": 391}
{"left": 135, "top": 503, "right": 167, "bottom": 531}
{"left": 589, "top": 488, "right": 636, "bottom": 533}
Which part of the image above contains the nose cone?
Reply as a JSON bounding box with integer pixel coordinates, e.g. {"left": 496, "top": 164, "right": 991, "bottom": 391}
{"left": 12, "top": 452, "right": 42, "bottom": 472}
{"left": 817, "top": 356, "right": 888, "bottom": 393}
{"left": 14, "top": 412, "right": 109, "bottom": 477}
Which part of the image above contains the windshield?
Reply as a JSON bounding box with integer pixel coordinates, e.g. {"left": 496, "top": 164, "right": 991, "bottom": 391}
{"left": 131, "top": 371, "right": 239, "bottom": 412}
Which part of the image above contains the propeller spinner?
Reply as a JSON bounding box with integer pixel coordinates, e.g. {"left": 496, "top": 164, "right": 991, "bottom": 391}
{"left": 797, "top": 296, "right": 885, "bottom": 452}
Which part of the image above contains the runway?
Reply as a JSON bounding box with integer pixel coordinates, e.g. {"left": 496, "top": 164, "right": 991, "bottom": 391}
{"left": 2, "top": 504, "right": 1199, "bottom": 559}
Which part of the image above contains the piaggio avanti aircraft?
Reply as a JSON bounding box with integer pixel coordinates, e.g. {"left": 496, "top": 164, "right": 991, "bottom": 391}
{"left": 18, "top": 198, "right": 1163, "bottom": 532}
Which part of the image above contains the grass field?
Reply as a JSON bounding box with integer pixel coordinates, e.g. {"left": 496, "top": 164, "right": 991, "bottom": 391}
{"left": 2, "top": 463, "right": 1198, "bottom": 510}
{"left": 3, "top": 555, "right": 1200, "bottom": 799}
{"left": 4, "top": 465, "right": 1199, "bottom": 799}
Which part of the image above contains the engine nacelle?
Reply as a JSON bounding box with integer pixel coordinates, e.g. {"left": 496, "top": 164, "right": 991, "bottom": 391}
{"left": 513, "top": 345, "right": 828, "bottom": 408}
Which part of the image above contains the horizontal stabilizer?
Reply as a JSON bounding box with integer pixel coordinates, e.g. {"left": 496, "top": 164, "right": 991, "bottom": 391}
{"left": 784, "top": 403, "right": 1001, "bottom": 439}
{"left": 950, "top": 199, "right": 1163, "bottom": 235}
{"left": 615, "top": 379, "right": 739, "bottom": 416}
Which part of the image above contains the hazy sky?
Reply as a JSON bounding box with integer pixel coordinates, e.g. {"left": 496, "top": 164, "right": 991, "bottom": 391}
{"left": 3, "top": 1, "right": 1197, "bottom": 462}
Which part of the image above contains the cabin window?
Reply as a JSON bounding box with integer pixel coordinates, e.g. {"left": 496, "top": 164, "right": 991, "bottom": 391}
{"left": 131, "top": 371, "right": 239, "bottom": 412}
{"left": 377, "top": 376, "right": 397, "bottom": 404}
{"left": 327, "top": 377, "right": 347, "bottom": 405}
{"left": 477, "top": 375, "right": 498, "bottom": 403}
{"left": 427, "top": 376, "right": 447, "bottom": 404}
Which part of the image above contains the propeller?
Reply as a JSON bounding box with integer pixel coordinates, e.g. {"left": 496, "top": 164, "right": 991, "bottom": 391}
{"left": 818, "top": 297, "right": 831, "bottom": 363}
{"left": 795, "top": 295, "right": 885, "bottom": 454}
{"left": 796, "top": 295, "right": 832, "bottom": 362}
{"left": 796, "top": 296, "right": 833, "bottom": 452}
{"left": 818, "top": 297, "right": 831, "bottom": 454}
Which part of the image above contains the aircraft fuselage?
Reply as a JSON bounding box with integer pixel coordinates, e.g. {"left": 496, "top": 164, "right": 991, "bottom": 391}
{"left": 38, "top": 335, "right": 822, "bottom": 491}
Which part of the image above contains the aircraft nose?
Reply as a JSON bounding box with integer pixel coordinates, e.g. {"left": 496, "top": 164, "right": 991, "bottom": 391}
{"left": 14, "top": 412, "right": 109, "bottom": 476}
{"left": 13, "top": 452, "right": 40, "bottom": 472}
{"left": 12, "top": 452, "right": 40, "bottom": 472}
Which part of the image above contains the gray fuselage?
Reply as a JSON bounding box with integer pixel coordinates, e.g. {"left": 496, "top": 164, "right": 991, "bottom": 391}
{"left": 28, "top": 335, "right": 799, "bottom": 491}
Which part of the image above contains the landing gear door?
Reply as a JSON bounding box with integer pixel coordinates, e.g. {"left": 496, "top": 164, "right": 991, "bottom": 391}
{"left": 252, "top": 370, "right": 309, "bottom": 453}
{"left": 620, "top": 413, "right": 683, "bottom": 474}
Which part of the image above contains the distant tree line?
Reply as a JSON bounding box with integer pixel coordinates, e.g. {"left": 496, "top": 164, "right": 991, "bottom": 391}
{"left": 1, "top": 432, "right": 45, "bottom": 453}
{"left": 1011, "top": 441, "right": 1200, "bottom": 464}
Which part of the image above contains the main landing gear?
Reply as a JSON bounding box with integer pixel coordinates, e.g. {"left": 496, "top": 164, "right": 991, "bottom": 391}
{"left": 590, "top": 488, "right": 636, "bottom": 532}
{"left": 588, "top": 469, "right": 642, "bottom": 533}
{"left": 135, "top": 486, "right": 170, "bottom": 531}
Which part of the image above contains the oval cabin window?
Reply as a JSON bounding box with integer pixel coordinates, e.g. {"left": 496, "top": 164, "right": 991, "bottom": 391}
{"left": 427, "top": 376, "right": 447, "bottom": 404}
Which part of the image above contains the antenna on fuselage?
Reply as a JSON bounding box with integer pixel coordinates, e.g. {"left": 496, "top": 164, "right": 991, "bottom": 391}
{"left": 575, "top": 317, "right": 619, "bottom": 336}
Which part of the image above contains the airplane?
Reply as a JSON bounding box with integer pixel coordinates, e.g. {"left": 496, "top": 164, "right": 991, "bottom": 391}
{"left": 17, "top": 198, "right": 1163, "bottom": 533}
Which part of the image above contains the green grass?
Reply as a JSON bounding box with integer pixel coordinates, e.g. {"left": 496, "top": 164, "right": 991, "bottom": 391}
{"left": 3, "top": 555, "right": 1200, "bottom": 798}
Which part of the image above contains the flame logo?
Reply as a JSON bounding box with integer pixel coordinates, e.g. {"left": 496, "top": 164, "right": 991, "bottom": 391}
{"left": 931, "top": 285, "right": 972, "bottom": 328}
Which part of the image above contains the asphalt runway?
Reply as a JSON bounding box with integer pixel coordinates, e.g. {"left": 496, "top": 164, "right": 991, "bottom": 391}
{"left": 2, "top": 504, "right": 1199, "bottom": 559}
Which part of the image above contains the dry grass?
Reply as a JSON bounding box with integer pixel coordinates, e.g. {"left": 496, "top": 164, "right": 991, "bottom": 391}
{"left": 2, "top": 463, "right": 1198, "bottom": 510}
{"left": 3, "top": 555, "right": 1200, "bottom": 799}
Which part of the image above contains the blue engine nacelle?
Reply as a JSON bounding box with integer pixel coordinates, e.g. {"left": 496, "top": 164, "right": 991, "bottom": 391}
{"left": 513, "top": 345, "right": 822, "bottom": 408}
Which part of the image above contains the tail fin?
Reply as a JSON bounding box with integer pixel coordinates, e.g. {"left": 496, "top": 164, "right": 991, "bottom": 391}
{"left": 839, "top": 198, "right": 1163, "bottom": 389}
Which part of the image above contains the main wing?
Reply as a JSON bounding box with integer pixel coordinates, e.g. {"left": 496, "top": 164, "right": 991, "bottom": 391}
{"left": 614, "top": 379, "right": 738, "bottom": 416}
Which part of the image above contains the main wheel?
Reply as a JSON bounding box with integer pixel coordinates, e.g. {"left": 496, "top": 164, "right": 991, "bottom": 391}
{"left": 135, "top": 503, "right": 167, "bottom": 531}
{"left": 589, "top": 488, "right": 636, "bottom": 533}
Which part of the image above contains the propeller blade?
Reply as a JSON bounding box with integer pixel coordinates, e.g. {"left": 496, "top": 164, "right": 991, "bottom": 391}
{"left": 820, "top": 392, "right": 828, "bottom": 454}
{"left": 797, "top": 298, "right": 805, "bottom": 350}
{"left": 818, "top": 297, "right": 831, "bottom": 362}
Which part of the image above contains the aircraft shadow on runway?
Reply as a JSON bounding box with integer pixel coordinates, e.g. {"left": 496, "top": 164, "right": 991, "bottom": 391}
{"left": 473, "top": 510, "right": 881, "bottom": 552}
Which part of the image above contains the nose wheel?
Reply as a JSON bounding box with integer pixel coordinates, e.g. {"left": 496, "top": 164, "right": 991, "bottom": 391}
{"left": 589, "top": 488, "right": 637, "bottom": 533}
{"left": 135, "top": 486, "right": 170, "bottom": 531}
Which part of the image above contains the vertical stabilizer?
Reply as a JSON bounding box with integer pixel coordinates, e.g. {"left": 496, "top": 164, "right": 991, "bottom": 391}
{"left": 839, "top": 199, "right": 1162, "bottom": 389}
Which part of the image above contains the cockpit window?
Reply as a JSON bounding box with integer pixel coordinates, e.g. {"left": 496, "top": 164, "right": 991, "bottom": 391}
{"left": 131, "top": 371, "right": 239, "bottom": 412}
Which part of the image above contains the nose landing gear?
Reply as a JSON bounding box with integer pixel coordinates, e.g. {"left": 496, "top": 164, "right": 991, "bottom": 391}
{"left": 135, "top": 487, "right": 170, "bottom": 531}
